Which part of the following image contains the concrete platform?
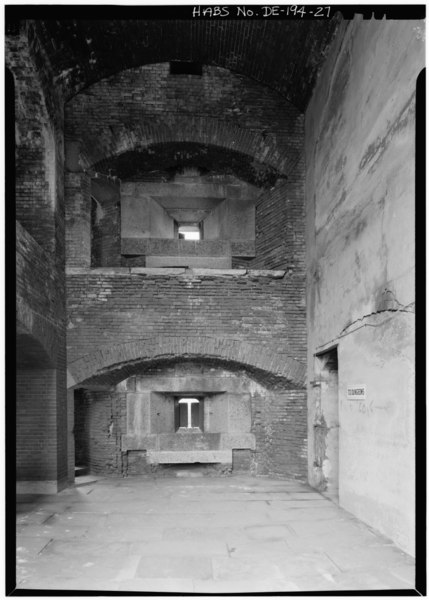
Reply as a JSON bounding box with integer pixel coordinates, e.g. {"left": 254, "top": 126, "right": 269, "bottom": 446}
{"left": 15, "top": 475, "right": 415, "bottom": 593}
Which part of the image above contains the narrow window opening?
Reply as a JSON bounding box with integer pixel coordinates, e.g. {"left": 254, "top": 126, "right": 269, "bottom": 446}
{"left": 178, "top": 223, "right": 201, "bottom": 240}
{"left": 174, "top": 397, "right": 204, "bottom": 431}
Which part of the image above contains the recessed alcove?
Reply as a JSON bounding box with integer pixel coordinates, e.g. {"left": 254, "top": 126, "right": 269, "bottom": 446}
{"left": 120, "top": 168, "right": 257, "bottom": 268}
{"left": 74, "top": 362, "right": 271, "bottom": 475}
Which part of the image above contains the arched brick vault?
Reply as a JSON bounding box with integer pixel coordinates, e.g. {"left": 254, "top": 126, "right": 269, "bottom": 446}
{"left": 65, "top": 63, "right": 304, "bottom": 179}
{"left": 80, "top": 125, "right": 297, "bottom": 181}
{"left": 68, "top": 336, "right": 306, "bottom": 391}
{"left": 91, "top": 144, "right": 287, "bottom": 189}
{"left": 26, "top": 19, "right": 340, "bottom": 111}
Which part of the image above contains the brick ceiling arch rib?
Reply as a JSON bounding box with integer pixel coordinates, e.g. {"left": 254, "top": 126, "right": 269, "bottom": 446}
{"left": 67, "top": 337, "right": 306, "bottom": 391}
{"left": 88, "top": 142, "right": 289, "bottom": 188}
{"left": 29, "top": 18, "right": 340, "bottom": 111}
{"left": 65, "top": 61, "right": 304, "bottom": 180}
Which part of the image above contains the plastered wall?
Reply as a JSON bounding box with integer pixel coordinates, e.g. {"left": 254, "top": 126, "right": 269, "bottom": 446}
{"left": 305, "top": 17, "right": 423, "bottom": 556}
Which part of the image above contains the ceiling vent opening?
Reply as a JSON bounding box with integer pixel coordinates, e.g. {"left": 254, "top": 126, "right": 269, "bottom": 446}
{"left": 170, "top": 61, "right": 203, "bottom": 76}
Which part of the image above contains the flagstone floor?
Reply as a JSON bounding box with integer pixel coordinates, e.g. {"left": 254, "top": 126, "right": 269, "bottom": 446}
{"left": 16, "top": 474, "right": 415, "bottom": 593}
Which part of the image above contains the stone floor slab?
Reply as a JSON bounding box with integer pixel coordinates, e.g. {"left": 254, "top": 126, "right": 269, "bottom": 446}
{"left": 325, "top": 544, "right": 414, "bottom": 571}
{"left": 136, "top": 555, "right": 213, "bottom": 580}
{"left": 118, "top": 577, "right": 195, "bottom": 592}
{"left": 162, "top": 526, "right": 249, "bottom": 545}
{"left": 244, "top": 524, "right": 293, "bottom": 540}
{"left": 193, "top": 578, "right": 300, "bottom": 592}
{"left": 16, "top": 536, "right": 52, "bottom": 556}
{"left": 129, "top": 539, "right": 228, "bottom": 556}
{"left": 212, "top": 555, "right": 285, "bottom": 581}
{"left": 15, "top": 474, "right": 416, "bottom": 593}
{"left": 227, "top": 539, "right": 290, "bottom": 557}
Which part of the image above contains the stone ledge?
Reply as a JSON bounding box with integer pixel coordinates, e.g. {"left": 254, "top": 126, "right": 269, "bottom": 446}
{"left": 146, "top": 256, "right": 232, "bottom": 269}
{"left": 189, "top": 268, "right": 246, "bottom": 277}
{"left": 147, "top": 450, "right": 232, "bottom": 464}
{"left": 66, "top": 267, "right": 131, "bottom": 275}
{"left": 129, "top": 267, "right": 187, "bottom": 276}
{"left": 122, "top": 433, "right": 255, "bottom": 452}
{"left": 66, "top": 267, "right": 285, "bottom": 278}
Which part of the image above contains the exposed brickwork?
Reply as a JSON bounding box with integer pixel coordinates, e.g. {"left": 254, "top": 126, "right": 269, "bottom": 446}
{"left": 27, "top": 18, "right": 339, "bottom": 111}
{"left": 73, "top": 362, "right": 307, "bottom": 480}
{"left": 74, "top": 389, "right": 88, "bottom": 467}
{"left": 68, "top": 336, "right": 305, "bottom": 391}
{"left": 16, "top": 221, "right": 63, "bottom": 332}
{"left": 64, "top": 63, "right": 305, "bottom": 271}
{"left": 10, "top": 19, "right": 317, "bottom": 490}
{"left": 6, "top": 34, "right": 65, "bottom": 257}
{"left": 74, "top": 389, "right": 127, "bottom": 475}
{"left": 66, "top": 63, "right": 303, "bottom": 177}
{"left": 95, "top": 145, "right": 282, "bottom": 189}
{"left": 233, "top": 168, "right": 305, "bottom": 271}
{"left": 66, "top": 272, "right": 306, "bottom": 383}
{"left": 65, "top": 172, "right": 91, "bottom": 268}
{"left": 16, "top": 369, "right": 67, "bottom": 484}
{"left": 91, "top": 178, "right": 121, "bottom": 267}
{"left": 250, "top": 390, "right": 307, "bottom": 478}
{"left": 9, "top": 31, "right": 68, "bottom": 489}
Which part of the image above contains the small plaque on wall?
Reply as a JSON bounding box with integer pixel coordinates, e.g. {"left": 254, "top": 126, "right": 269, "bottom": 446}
{"left": 347, "top": 385, "right": 366, "bottom": 400}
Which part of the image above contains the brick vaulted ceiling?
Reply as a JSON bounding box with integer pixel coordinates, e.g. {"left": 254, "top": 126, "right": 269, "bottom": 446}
{"left": 21, "top": 17, "right": 340, "bottom": 112}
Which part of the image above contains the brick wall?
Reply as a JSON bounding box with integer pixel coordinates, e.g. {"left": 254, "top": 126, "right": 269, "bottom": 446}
{"left": 17, "top": 221, "right": 63, "bottom": 329}
{"left": 249, "top": 391, "right": 307, "bottom": 478}
{"left": 9, "top": 32, "right": 68, "bottom": 489}
{"left": 65, "top": 172, "right": 91, "bottom": 268}
{"left": 234, "top": 168, "right": 305, "bottom": 271}
{"left": 68, "top": 269, "right": 307, "bottom": 480}
{"left": 16, "top": 216, "right": 68, "bottom": 489}
{"left": 75, "top": 389, "right": 127, "bottom": 475}
{"left": 64, "top": 62, "right": 305, "bottom": 272}
{"left": 7, "top": 33, "right": 65, "bottom": 258}
{"left": 67, "top": 271, "right": 306, "bottom": 368}
{"left": 16, "top": 369, "right": 59, "bottom": 482}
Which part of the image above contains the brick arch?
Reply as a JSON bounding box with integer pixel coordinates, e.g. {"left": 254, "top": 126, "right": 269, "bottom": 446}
{"left": 66, "top": 61, "right": 303, "bottom": 178}
{"left": 68, "top": 336, "right": 306, "bottom": 390}
{"left": 77, "top": 117, "right": 298, "bottom": 180}
{"left": 28, "top": 19, "right": 339, "bottom": 111}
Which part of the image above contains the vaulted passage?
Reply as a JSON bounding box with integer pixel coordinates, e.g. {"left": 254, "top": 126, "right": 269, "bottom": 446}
{"left": 10, "top": 7, "right": 422, "bottom": 594}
